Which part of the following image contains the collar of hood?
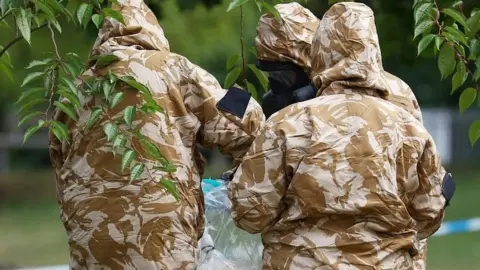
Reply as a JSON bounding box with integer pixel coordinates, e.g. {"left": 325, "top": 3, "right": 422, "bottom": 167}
{"left": 310, "top": 2, "right": 390, "bottom": 98}
{"left": 89, "top": 0, "right": 169, "bottom": 65}
{"left": 255, "top": 2, "right": 320, "bottom": 75}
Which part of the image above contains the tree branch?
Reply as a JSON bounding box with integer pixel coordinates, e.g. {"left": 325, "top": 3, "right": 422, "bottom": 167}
{"left": 48, "top": 23, "right": 61, "bottom": 60}
{"left": 0, "top": 23, "right": 48, "bottom": 58}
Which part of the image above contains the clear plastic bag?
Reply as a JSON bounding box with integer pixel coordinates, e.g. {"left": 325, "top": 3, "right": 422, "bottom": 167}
{"left": 198, "top": 178, "right": 263, "bottom": 270}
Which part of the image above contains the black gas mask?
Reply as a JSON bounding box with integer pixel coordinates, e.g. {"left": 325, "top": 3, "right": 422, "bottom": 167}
{"left": 257, "top": 60, "right": 316, "bottom": 119}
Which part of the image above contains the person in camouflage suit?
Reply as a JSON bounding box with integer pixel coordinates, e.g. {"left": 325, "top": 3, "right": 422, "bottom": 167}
{"left": 254, "top": 2, "right": 428, "bottom": 269}
{"left": 48, "top": 0, "right": 265, "bottom": 268}
{"left": 229, "top": 2, "right": 454, "bottom": 269}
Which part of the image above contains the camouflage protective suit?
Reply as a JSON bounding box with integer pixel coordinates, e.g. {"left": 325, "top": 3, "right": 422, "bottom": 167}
{"left": 229, "top": 2, "right": 447, "bottom": 269}
{"left": 255, "top": 3, "right": 427, "bottom": 268}
{"left": 48, "top": 0, "right": 264, "bottom": 269}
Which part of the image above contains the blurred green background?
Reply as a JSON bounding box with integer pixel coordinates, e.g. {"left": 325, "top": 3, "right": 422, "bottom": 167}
{"left": 1, "top": 0, "right": 480, "bottom": 268}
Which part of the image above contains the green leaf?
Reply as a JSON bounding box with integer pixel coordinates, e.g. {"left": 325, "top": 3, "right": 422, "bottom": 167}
{"left": 455, "top": 44, "right": 466, "bottom": 58}
{"left": 469, "top": 39, "right": 480, "bottom": 60}
{"left": 414, "top": 20, "right": 434, "bottom": 39}
{"left": 25, "top": 59, "right": 52, "bottom": 69}
{"left": 156, "top": 163, "right": 177, "bottom": 173}
{"left": 417, "top": 34, "right": 435, "bottom": 55}
{"left": 467, "top": 10, "right": 480, "bottom": 39}
{"left": 415, "top": 3, "right": 433, "bottom": 24}
{"left": 16, "top": 8, "right": 31, "bottom": 45}
{"left": 248, "top": 46, "right": 256, "bottom": 56}
{"left": 64, "top": 62, "right": 80, "bottom": 78}
{"left": 224, "top": 67, "right": 242, "bottom": 89}
{"left": 103, "top": 122, "right": 118, "bottom": 142}
{"left": 17, "top": 98, "right": 44, "bottom": 117}
{"left": 160, "top": 178, "right": 179, "bottom": 200}
{"left": 452, "top": 1, "right": 463, "bottom": 8}
{"left": 121, "top": 149, "right": 136, "bottom": 171}
{"left": 16, "top": 88, "right": 46, "bottom": 105}
{"left": 43, "top": 69, "right": 53, "bottom": 91}
{"left": 451, "top": 62, "right": 467, "bottom": 93}
{"left": 262, "top": 1, "right": 282, "bottom": 22}
{"left": 95, "top": 54, "right": 120, "bottom": 68}
{"left": 443, "top": 8, "right": 469, "bottom": 30}
{"left": 92, "top": 14, "right": 104, "bottom": 29}
{"left": 438, "top": 43, "right": 456, "bottom": 79}
{"left": 0, "top": 61, "right": 13, "bottom": 82}
{"left": 253, "top": 0, "right": 262, "bottom": 11}
{"left": 49, "top": 18, "right": 62, "bottom": 33}
{"left": 248, "top": 64, "right": 268, "bottom": 91}
{"left": 120, "top": 76, "right": 150, "bottom": 94}
{"left": 130, "top": 163, "right": 145, "bottom": 182}
{"left": 58, "top": 89, "right": 81, "bottom": 109}
{"left": 41, "top": 0, "right": 64, "bottom": 13}
{"left": 435, "top": 36, "right": 444, "bottom": 51}
{"left": 227, "top": 54, "right": 240, "bottom": 71}
{"left": 108, "top": 70, "right": 117, "bottom": 84}
{"left": 21, "top": 72, "right": 44, "bottom": 87}
{"left": 76, "top": 3, "right": 93, "bottom": 28}
{"left": 110, "top": 92, "right": 124, "bottom": 108}
{"left": 139, "top": 138, "right": 162, "bottom": 160}
{"left": 102, "top": 8, "right": 125, "bottom": 25}
{"left": 113, "top": 134, "right": 126, "bottom": 148}
{"left": 102, "top": 80, "right": 114, "bottom": 100}
{"left": 469, "top": 120, "right": 480, "bottom": 147}
{"left": 50, "top": 120, "right": 69, "bottom": 143}
{"left": 1, "top": 0, "right": 11, "bottom": 15}
{"left": 54, "top": 101, "right": 78, "bottom": 121}
{"left": 32, "top": 0, "right": 55, "bottom": 18}
{"left": 22, "top": 124, "right": 42, "bottom": 145}
{"left": 246, "top": 81, "right": 258, "bottom": 101}
{"left": 84, "top": 107, "right": 103, "bottom": 130}
{"left": 227, "top": 0, "right": 249, "bottom": 12}
{"left": 444, "top": 26, "right": 468, "bottom": 46}
{"left": 459, "top": 87, "right": 477, "bottom": 114}
{"left": 475, "top": 60, "right": 480, "bottom": 81}
{"left": 18, "top": 111, "right": 42, "bottom": 127}
{"left": 124, "top": 106, "right": 136, "bottom": 126}
{"left": 61, "top": 77, "right": 78, "bottom": 95}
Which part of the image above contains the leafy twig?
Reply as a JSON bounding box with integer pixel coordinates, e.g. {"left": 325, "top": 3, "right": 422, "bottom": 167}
{"left": 240, "top": 6, "right": 246, "bottom": 86}
{"left": 0, "top": 23, "right": 48, "bottom": 58}
{"left": 48, "top": 23, "right": 61, "bottom": 60}
{"left": 45, "top": 68, "right": 58, "bottom": 121}
{"left": 0, "top": 9, "right": 12, "bottom": 22}
{"left": 431, "top": 0, "right": 478, "bottom": 88}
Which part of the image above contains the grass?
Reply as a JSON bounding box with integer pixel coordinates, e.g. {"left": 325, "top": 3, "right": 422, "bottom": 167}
{"left": 0, "top": 166, "right": 479, "bottom": 267}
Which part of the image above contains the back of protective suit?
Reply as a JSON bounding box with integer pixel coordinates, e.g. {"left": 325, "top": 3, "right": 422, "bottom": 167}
{"left": 229, "top": 3, "right": 449, "bottom": 269}
{"left": 48, "top": 0, "right": 264, "bottom": 269}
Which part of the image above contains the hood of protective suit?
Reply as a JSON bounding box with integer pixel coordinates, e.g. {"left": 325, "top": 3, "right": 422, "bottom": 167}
{"left": 310, "top": 2, "right": 389, "bottom": 97}
{"left": 255, "top": 2, "right": 320, "bottom": 74}
{"left": 90, "top": 0, "right": 169, "bottom": 60}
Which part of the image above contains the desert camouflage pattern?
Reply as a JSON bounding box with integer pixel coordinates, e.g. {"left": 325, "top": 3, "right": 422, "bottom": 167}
{"left": 48, "top": 0, "right": 264, "bottom": 269}
{"left": 230, "top": 3, "right": 446, "bottom": 269}
{"left": 255, "top": 2, "right": 320, "bottom": 74}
